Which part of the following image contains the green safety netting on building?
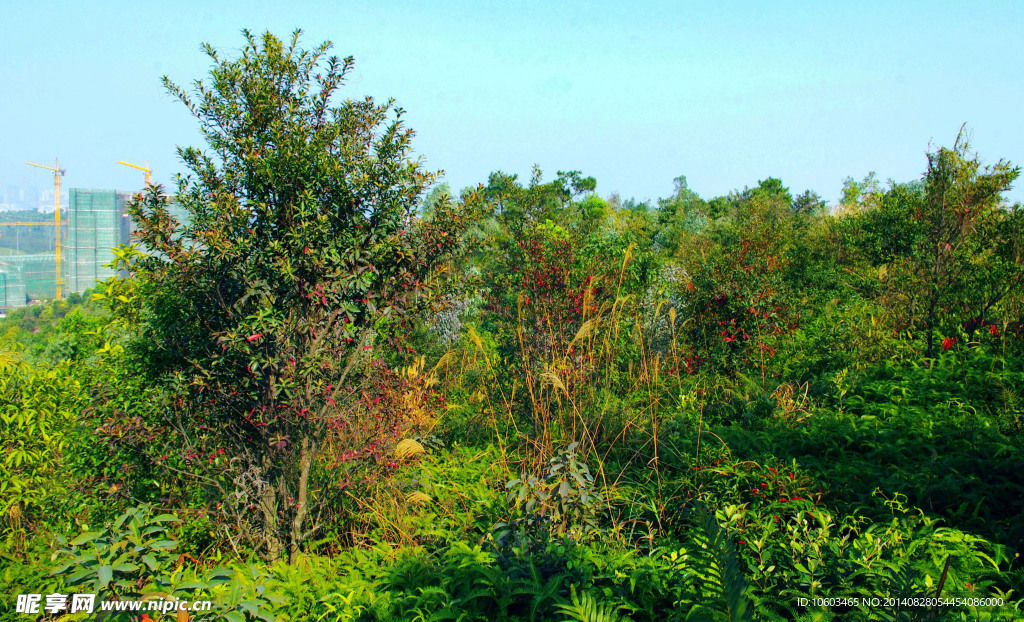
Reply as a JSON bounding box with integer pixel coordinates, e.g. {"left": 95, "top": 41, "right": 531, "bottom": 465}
{"left": 0, "top": 260, "right": 27, "bottom": 308}
{"left": 0, "top": 188, "right": 192, "bottom": 308}
{"left": 0, "top": 254, "right": 57, "bottom": 302}
{"left": 66, "top": 189, "right": 134, "bottom": 295}
{"left": 2, "top": 189, "right": 128, "bottom": 307}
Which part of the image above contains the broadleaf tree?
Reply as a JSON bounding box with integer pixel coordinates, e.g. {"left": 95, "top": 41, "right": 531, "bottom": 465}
{"left": 901, "top": 128, "right": 1021, "bottom": 357}
{"left": 127, "top": 30, "right": 472, "bottom": 563}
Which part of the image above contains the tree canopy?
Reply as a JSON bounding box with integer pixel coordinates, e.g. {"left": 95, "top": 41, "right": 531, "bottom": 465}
{"left": 127, "top": 30, "right": 472, "bottom": 562}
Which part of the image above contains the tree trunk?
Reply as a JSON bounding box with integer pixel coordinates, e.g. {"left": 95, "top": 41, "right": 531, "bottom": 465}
{"left": 258, "top": 456, "right": 284, "bottom": 562}
{"left": 288, "top": 435, "right": 316, "bottom": 564}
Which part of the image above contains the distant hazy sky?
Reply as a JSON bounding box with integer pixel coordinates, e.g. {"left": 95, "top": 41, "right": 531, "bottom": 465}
{"left": 2, "top": 0, "right": 1022, "bottom": 205}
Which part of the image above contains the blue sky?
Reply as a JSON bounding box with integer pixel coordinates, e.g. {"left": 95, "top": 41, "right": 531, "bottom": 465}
{"left": 2, "top": 0, "right": 1022, "bottom": 205}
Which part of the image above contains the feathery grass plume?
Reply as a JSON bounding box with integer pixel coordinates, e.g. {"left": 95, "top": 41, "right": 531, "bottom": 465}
{"left": 468, "top": 325, "right": 489, "bottom": 367}
{"left": 433, "top": 349, "right": 461, "bottom": 375}
{"left": 401, "top": 355, "right": 426, "bottom": 380}
{"left": 540, "top": 369, "right": 568, "bottom": 398}
{"left": 615, "top": 242, "right": 636, "bottom": 295}
{"left": 571, "top": 318, "right": 599, "bottom": 348}
{"left": 394, "top": 438, "right": 426, "bottom": 461}
{"left": 404, "top": 491, "right": 431, "bottom": 505}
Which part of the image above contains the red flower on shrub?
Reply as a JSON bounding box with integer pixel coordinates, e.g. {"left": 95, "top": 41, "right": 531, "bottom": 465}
{"left": 941, "top": 337, "right": 956, "bottom": 350}
{"left": 989, "top": 324, "right": 1000, "bottom": 337}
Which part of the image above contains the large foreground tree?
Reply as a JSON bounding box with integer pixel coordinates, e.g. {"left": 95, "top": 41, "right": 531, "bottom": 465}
{"left": 128, "top": 30, "right": 470, "bottom": 562}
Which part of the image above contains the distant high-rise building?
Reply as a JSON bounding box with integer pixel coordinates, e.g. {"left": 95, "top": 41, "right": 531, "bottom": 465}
{"left": 66, "top": 189, "right": 134, "bottom": 294}
{"left": 1, "top": 187, "right": 190, "bottom": 307}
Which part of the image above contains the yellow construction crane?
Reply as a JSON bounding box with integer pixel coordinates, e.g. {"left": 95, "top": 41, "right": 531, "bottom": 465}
{"left": 24, "top": 159, "right": 66, "bottom": 299}
{"left": 118, "top": 160, "right": 152, "bottom": 188}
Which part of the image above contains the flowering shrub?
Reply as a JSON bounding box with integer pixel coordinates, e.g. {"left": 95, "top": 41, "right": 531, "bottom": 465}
{"left": 670, "top": 188, "right": 798, "bottom": 380}
{"left": 123, "top": 32, "right": 472, "bottom": 564}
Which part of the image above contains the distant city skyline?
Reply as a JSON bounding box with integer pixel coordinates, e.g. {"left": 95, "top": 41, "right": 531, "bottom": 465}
{"left": 0, "top": 186, "right": 68, "bottom": 212}
{"left": 3, "top": 1, "right": 1023, "bottom": 207}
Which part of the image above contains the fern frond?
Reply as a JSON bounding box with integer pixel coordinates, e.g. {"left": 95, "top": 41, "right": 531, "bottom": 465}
{"left": 556, "top": 585, "right": 632, "bottom": 622}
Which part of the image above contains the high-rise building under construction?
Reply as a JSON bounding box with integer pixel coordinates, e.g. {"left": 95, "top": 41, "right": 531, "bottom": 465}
{"left": 0, "top": 188, "right": 185, "bottom": 308}
{"left": 64, "top": 189, "right": 134, "bottom": 295}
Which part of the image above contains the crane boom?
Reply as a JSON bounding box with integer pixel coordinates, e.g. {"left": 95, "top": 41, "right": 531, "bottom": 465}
{"left": 26, "top": 162, "right": 59, "bottom": 172}
{"left": 118, "top": 160, "right": 152, "bottom": 187}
